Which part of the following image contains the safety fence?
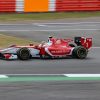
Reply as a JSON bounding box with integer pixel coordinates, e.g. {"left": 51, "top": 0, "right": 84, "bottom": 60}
{"left": 0, "top": 0, "right": 16, "bottom": 12}
{"left": 0, "top": 0, "right": 100, "bottom": 12}
{"left": 56, "top": 0, "right": 100, "bottom": 11}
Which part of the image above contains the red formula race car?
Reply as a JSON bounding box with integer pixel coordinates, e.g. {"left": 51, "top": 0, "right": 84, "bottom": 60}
{"left": 0, "top": 36, "right": 92, "bottom": 60}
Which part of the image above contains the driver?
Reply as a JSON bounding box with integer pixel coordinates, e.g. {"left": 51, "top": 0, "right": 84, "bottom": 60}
{"left": 48, "top": 36, "right": 53, "bottom": 42}
{"left": 39, "top": 36, "right": 53, "bottom": 48}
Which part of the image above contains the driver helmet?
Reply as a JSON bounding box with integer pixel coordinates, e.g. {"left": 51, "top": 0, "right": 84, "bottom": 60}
{"left": 48, "top": 36, "right": 53, "bottom": 42}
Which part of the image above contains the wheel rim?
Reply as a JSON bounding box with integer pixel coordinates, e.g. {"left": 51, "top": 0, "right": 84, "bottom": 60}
{"left": 20, "top": 49, "right": 30, "bottom": 59}
{"left": 77, "top": 48, "right": 87, "bottom": 58}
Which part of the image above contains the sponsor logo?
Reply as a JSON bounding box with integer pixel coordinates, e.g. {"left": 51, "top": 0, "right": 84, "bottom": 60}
{"left": 51, "top": 49, "right": 71, "bottom": 54}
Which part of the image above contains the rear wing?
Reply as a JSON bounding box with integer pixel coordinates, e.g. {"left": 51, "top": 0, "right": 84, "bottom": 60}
{"left": 74, "top": 37, "right": 92, "bottom": 49}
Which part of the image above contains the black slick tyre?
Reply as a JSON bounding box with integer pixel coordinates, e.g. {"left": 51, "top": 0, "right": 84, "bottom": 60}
{"left": 17, "top": 48, "right": 30, "bottom": 60}
{"left": 72, "top": 46, "right": 88, "bottom": 59}
{"left": 69, "top": 44, "right": 76, "bottom": 47}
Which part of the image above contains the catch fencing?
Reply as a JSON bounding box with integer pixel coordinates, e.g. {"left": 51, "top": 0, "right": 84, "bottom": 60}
{"left": 0, "top": 0, "right": 100, "bottom": 12}
{"left": 56, "top": 0, "right": 100, "bottom": 11}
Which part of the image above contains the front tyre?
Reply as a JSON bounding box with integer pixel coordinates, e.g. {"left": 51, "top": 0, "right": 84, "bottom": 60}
{"left": 72, "top": 46, "right": 88, "bottom": 59}
{"left": 17, "top": 48, "right": 30, "bottom": 60}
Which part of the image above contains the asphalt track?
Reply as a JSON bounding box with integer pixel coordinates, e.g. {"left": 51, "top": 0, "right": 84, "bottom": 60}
{"left": 0, "top": 48, "right": 100, "bottom": 74}
{"left": 0, "top": 17, "right": 100, "bottom": 100}
{"left": 0, "top": 19, "right": 100, "bottom": 46}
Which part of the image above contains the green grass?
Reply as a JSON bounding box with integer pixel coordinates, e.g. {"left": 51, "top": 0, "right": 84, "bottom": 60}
{"left": 0, "top": 34, "right": 38, "bottom": 48}
{"left": 0, "top": 12, "right": 100, "bottom": 21}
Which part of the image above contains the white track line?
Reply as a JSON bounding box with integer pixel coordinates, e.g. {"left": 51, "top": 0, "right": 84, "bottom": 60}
{"left": 0, "top": 75, "right": 8, "bottom": 78}
{"left": 0, "top": 30, "right": 32, "bottom": 32}
{"left": 36, "top": 24, "right": 96, "bottom": 27}
{"left": 64, "top": 74, "right": 100, "bottom": 77}
{"left": 34, "top": 22, "right": 100, "bottom": 25}
{"left": 1, "top": 74, "right": 100, "bottom": 78}
{"left": 0, "top": 22, "right": 99, "bottom": 26}
{"left": 0, "top": 29, "right": 99, "bottom": 32}
{"left": 0, "top": 24, "right": 30, "bottom": 26}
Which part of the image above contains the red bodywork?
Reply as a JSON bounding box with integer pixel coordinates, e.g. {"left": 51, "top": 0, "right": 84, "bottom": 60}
{"left": 81, "top": 37, "right": 92, "bottom": 49}
{"left": 39, "top": 38, "right": 73, "bottom": 57}
{"left": 39, "top": 37, "right": 92, "bottom": 57}
{"left": 47, "top": 38, "right": 72, "bottom": 56}
{"left": 0, "top": 36, "right": 92, "bottom": 60}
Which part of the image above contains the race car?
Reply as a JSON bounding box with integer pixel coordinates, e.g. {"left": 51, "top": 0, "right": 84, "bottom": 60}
{"left": 0, "top": 36, "right": 92, "bottom": 60}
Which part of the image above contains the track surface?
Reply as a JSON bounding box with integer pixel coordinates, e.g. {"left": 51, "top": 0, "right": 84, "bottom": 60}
{"left": 0, "top": 48, "right": 99, "bottom": 74}
{"left": 0, "top": 17, "right": 100, "bottom": 100}
{"left": 0, "top": 81, "right": 100, "bottom": 100}
{"left": 0, "top": 20, "right": 100, "bottom": 46}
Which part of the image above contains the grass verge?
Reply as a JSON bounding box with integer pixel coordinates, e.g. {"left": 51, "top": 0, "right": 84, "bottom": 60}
{"left": 0, "top": 12, "right": 100, "bottom": 21}
{"left": 0, "top": 34, "right": 37, "bottom": 48}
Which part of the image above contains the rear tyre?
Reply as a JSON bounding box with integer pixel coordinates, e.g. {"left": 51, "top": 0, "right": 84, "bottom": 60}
{"left": 17, "top": 48, "right": 30, "bottom": 60}
{"left": 69, "top": 43, "right": 76, "bottom": 47}
{"left": 72, "top": 46, "right": 88, "bottom": 59}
